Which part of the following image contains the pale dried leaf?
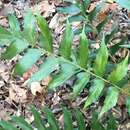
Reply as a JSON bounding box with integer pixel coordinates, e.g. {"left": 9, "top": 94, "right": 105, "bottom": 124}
{"left": 0, "top": 17, "right": 8, "bottom": 27}
{"left": 30, "top": 82, "right": 43, "bottom": 96}
{"left": 32, "top": 1, "right": 55, "bottom": 17}
{"left": 9, "top": 84, "right": 27, "bottom": 103}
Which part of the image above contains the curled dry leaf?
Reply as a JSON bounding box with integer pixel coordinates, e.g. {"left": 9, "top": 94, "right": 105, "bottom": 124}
{"left": 30, "top": 82, "right": 43, "bottom": 96}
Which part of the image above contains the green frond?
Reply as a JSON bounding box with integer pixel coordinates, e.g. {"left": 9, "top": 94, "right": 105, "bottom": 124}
{"left": 0, "top": 8, "right": 129, "bottom": 119}
{"left": 0, "top": 106, "right": 117, "bottom": 130}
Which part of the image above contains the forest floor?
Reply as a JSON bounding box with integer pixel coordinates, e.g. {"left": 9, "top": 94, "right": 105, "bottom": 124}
{"left": 0, "top": 0, "right": 130, "bottom": 129}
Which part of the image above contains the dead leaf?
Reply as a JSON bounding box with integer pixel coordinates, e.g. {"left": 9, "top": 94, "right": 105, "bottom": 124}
{"left": 9, "top": 84, "right": 27, "bottom": 103}
{"left": 23, "top": 65, "right": 38, "bottom": 81}
{"left": 49, "top": 13, "right": 60, "bottom": 29}
{"left": 0, "top": 4, "right": 14, "bottom": 16}
{"left": 97, "top": 3, "right": 118, "bottom": 21}
{"left": 107, "top": 0, "right": 114, "bottom": 3}
{"left": 32, "top": 1, "right": 55, "bottom": 17}
{"left": 0, "top": 109, "right": 10, "bottom": 120}
{"left": 0, "top": 17, "right": 8, "bottom": 27}
{"left": 0, "top": 63, "right": 7, "bottom": 73}
{"left": 118, "top": 95, "right": 125, "bottom": 106}
{"left": 0, "top": 80, "right": 5, "bottom": 88}
{"left": 30, "top": 82, "right": 43, "bottom": 96}
{"left": 41, "top": 76, "right": 52, "bottom": 86}
{"left": 87, "top": 2, "right": 97, "bottom": 13}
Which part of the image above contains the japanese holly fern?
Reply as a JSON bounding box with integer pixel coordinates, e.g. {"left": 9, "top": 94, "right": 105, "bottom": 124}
{"left": 0, "top": 12, "right": 129, "bottom": 117}
{"left": 0, "top": 106, "right": 117, "bottom": 130}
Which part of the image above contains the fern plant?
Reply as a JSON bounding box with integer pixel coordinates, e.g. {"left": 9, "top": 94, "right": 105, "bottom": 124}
{"left": 57, "top": 0, "right": 129, "bottom": 55}
{"left": 57, "top": 0, "right": 117, "bottom": 41}
{"left": 0, "top": 106, "right": 117, "bottom": 130}
{"left": 0, "top": 11, "right": 129, "bottom": 117}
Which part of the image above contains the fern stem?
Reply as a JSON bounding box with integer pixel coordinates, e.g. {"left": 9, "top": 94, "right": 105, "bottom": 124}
{"left": 41, "top": 49, "right": 130, "bottom": 96}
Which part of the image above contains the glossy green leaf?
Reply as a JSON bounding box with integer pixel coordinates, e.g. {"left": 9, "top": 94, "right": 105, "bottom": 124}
{"left": 59, "top": 20, "right": 73, "bottom": 60}
{"left": 74, "top": 25, "right": 93, "bottom": 35}
{"left": 63, "top": 0, "right": 75, "bottom": 3}
{"left": 63, "top": 107, "right": 73, "bottom": 130}
{"left": 99, "top": 87, "right": 119, "bottom": 118}
{"left": 0, "top": 26, "right": 12, "bottom": 40}
{"left": 91, "top": 112, "right": 105, "bottom": 130}
{"left": 76, "top": 0, "right": 91, "bottom": 14}
{"left": 106, "top": 115, "right": 117, "bottom": 130}
{"left": 31, "top": 106, "right": 46, "bottom": 130}
{"left": 0, "top": 127, "right": 5, "bottom": 130}
{"left": 0, "top": 121, "right": 19, "bottom": 130}
{"left": 23, "top": 10, "right": 37, "bottom": 45}
{"left": 93, "top": 35, "right": 108, "bottom": 76}
{"left": 83, "top": 0, "right": 91, "bottom": 9}
{"left": 68, "top": 14, "right": 86, "bottom": 22}
{"left": 115, "top": 0, "right": 130, "bottom": 10}
{"left": 57, "top": 5, "right": 81, "bottom": 15}
{"left": 14, "top": 49, "right": 41, "bottom": 76}
{"left": 72, "top": 72, "right": 90, "bottom": 97}
{"left": 108, "top": 55, "right": 129, "bottom": 84}
{"left": 125, "top": 97, "right": 130, "bottom": 115}
{"left": 84, "top": 79, "right": 104, "bottom": 108}
{"left": 1, "top": 39, "right": 28, "bottom": 59}
{"left": 49, "top": 59, "right": 79, "bottom": 90}
{"left": 75, "top": 109, "right": 86, "bottom": 130}
{"left": 37, "top": 15, "right": 53, "bottom": 52}
{"left": 29, "top": 56, "right": 58, "bottom": 83}
{"left": 77, "top": 27, "right": 89, "bottom": 68}
{"left": 43, "top": 106, "right": 59, "bottom": 130}
{"left": 11, "top": 116, "right": 33, "bottom": 130}
{"left": 8, "top": 14, "right": 20, "bottom": 35}
{"left": 120, "top": 44, "right": 130, "bottom": 48}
